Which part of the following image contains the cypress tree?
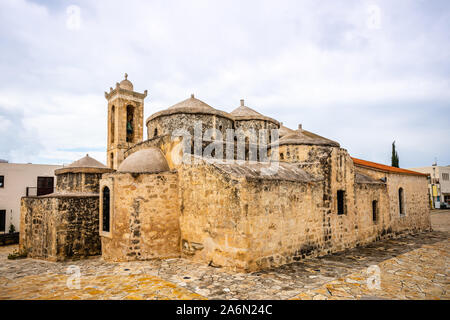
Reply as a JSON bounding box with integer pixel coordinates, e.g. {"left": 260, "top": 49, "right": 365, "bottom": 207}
{"left": 391, "top": 141, "right": 399, "bottom": 168}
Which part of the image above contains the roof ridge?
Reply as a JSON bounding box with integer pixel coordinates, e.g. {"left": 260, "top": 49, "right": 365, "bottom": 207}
{"left": 351, "top": 157, "right": 428, "bottom": 176}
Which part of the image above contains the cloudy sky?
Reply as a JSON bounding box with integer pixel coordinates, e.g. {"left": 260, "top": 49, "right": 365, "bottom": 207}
{"left": 0, "top": 0, "right": 449, "bottom": 167}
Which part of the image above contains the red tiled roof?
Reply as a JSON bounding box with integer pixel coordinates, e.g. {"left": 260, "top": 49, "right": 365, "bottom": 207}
{"left": 351, "top": 157, "right": 428, "bottom": 176}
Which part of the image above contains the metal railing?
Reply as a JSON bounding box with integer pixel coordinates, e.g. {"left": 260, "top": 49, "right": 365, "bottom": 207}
{"left": 25, "top": 186, "right": 54, "bottom": 197}
{"left": 26, "top": 187, "right": 37, "bottom": 196}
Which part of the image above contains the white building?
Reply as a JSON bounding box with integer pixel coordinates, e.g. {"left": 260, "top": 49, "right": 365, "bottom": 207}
{"left": 0, "top": 162, "right": 62, "bottom": 234}
{"left": 409, "top": 165, "right": 450, "bottom": 209}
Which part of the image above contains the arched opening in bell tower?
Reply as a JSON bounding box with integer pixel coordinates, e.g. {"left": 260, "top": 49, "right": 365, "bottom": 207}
{"left": 126, "top": 105, "right": 135, "bottom": 143}
{"left": 110, "top": 105, "right": 115, "bottom": 144}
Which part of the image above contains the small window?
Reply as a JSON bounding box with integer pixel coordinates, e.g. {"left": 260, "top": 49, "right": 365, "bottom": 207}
{"left": 0, "top": 176, "right": 4, "bottom": 188}
{"left": 37, "top": 177, "right": 54, "bottom": 196}
{"left": 372, "top": 200, "right": 378, "bottom": 222}
{"left": 102, "top": 187, "right": 110, "bottom": 232}
{"left": 442, "top": 173, "right": 449, "bottom": 181}
{"left": 399, "top": 187, "right": 405, "bottom": 216}
{"left": 154, "top": 128, "right": 158, "bottom": 137}
{"left": 337, "top": 190, "right": 345, "bottom": 215}
{"left": 280, "top": 153, "right": 284, "bottom": 160}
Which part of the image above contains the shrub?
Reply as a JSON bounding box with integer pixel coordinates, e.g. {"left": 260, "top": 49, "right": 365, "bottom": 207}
{"left": 7, "top": 248, "right": 27, "bottom": 260}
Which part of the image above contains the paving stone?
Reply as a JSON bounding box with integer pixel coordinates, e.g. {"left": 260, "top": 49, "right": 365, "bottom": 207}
{"left": 0, "top": 211, "right": 449, "bottom": 300}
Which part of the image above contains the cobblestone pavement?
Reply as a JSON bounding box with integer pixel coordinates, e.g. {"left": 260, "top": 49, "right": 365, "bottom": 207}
{"left": 0, "top": 211, "right": 448, "bottom": 300}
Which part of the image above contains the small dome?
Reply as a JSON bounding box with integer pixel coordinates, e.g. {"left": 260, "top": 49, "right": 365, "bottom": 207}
{"left": 55, "top": 154, "right": 112, "bottom": 175}
{"left": 279, "top": 125, "right": 296, "bottom": 138}
{"left": 67, "top": 154, "right": 107, "bottom": 168}
{"left": 230, "top": 99, "right": 279, "bottom": 125}
{"left": 275, "top": 129, "right": 340, "bottom": 147}
{"left": 119, "top": 73, "right": 133, "bottom": 91}
{"left": 118, "top": 148, "right": 170, "bottom": 173}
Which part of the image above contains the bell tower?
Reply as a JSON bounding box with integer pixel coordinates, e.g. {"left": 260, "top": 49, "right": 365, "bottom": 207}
{"left": 105, "top": 73, "right": 147, "bottom": 169}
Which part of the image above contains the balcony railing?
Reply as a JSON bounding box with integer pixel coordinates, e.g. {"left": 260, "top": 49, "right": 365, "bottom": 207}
{"left": 26, "top": 186, "right": 54, "bottom": 197}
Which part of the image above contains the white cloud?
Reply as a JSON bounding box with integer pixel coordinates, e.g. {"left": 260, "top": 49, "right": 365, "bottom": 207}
{"left": 0, "top": 0, "right": 449, "bottom": 167}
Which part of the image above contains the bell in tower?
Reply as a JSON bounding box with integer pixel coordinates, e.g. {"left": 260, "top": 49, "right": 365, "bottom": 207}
{"left": 104, "top": 73, "right": 147, "bottom": 169}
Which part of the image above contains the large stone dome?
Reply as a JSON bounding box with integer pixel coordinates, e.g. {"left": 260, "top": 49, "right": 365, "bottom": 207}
{"left": 118, "top": 147, "right": 170, "bottom": 173}
{"left": 146, "top": 94, "right": 232, "bottom": 123}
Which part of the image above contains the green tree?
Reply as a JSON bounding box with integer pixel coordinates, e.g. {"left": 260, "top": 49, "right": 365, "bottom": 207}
{"left": 391, "top": 141, "right": 399, "bottom": 168}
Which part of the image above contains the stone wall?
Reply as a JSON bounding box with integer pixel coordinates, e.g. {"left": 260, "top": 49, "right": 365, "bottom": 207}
{"left": 355, "top": 166, "right": 431, "bottom": 234}
{"left": 56, "top": 171, "right": 105, "bottom": 193}
{"left": 234, "top": 119, "right": 279, "bottom": 144}
{"left": 275, "top": 145, "right": 363, "bottom": 253}
{"left": 177, "top": 148, "right": 431, "bottom": 272}
{"left": 179, "top": 160, "right": 350, "bottom": 272}
{"left": 20, "top": 195, "right": 100, "bottom": 261}
{"left": 354, "top": 181, "right": 390, "bottom": 244}
{"left": 178, "top": 162, "right": 246, "bottom": 270}
{"left": 240, "top": 178, "right": 325, "bottom": 271}
{"left": 100, "top": 172, "right": 180, "bottom": 261}
{"left": 147, "top": 113, "right": 234, "bottom": 142}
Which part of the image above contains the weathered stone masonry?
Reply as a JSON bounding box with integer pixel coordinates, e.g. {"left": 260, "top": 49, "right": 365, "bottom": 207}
{"left": 20, "top": 75, "right": 431, "bottom": 272}
{"left": 20, "top": 155, "right": 113, "bottom": 261}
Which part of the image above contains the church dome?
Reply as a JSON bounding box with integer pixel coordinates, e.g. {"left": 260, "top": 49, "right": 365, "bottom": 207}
{"left": 55, "top": 154, "right": 112, "bottom": 175}
{"left": 67, "top": 154, "right": 107, "bottom": 168}
{"left": 230, "top": 99, "right": 279, "bottom": 125}
{"left": 146, "top": 94, "right": 232, "bottom": 123}
{"left": 118, "top": 147, "right": 170, "bottom": 173}
{"left": 279, "top": 125, "right": 296, "bottom": 138}
{"left": 274, "top": 127, "right": 340, "bottom": 147}
{"left": 119, "top": 73, "right": 133, "bottom": 91}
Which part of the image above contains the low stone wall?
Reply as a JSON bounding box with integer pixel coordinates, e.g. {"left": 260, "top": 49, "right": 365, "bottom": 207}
{"left": 355, "top": 166, "right": 431, "bottom": 235}
{"left": 354, "top": 182, "right": 390, "bottom": 244}
{"left": 100, "top": 172, "right": 180, "bottom": 261}
{"left": 20, "top": 195, "right": 101, "bottom": 261}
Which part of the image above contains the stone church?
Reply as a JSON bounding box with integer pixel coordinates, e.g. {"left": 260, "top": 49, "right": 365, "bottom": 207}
{"left": 20, "top": 74, "right": 431, "bottom": 272}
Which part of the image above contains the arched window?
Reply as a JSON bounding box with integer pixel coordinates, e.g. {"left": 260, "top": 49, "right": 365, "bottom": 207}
{"left": 126, "top": 105, "right": 134, "bottom": 142}
{"left": 372, "top": 200, "right": 378, "bottom": 222}
{"left": 154, "top": 128, "right": 158, "bottom": 137}
{"left": 245, "top": 136, "right": 249, "bottom": 161}
{"left": 280, "top": 153, "right": 284, "bottom": 160}
{"left": 398, "top": 188, "right": 405, "bottom": 216}
{"left": 110, "top": 106, "right": 115, "bottom": 144}
{"left": 102, "top": 186, "right": 110, "bottom": 232}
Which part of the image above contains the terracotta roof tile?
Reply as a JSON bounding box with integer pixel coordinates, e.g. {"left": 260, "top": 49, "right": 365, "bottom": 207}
{"left": 351, "top": 157, "right": 428, "bottom": 176}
